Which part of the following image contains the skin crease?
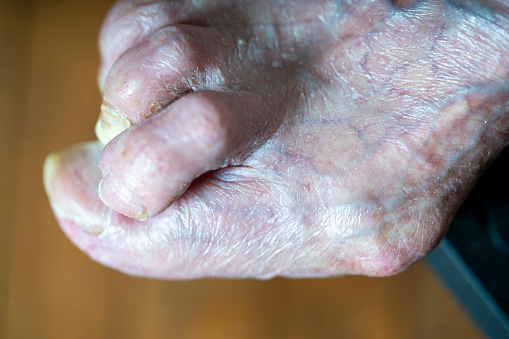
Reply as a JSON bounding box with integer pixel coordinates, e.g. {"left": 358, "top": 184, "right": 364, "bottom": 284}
{"left": 44, "top": 0, "right": 509, "bottom": 279}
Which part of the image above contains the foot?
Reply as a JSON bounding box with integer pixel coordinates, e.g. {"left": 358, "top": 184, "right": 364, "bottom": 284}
{"left": 44, "top": 0, "right": 509, "bottom": 278}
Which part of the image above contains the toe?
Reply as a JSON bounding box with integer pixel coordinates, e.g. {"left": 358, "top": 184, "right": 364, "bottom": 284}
{"left": 98, "top": 0, "right": 186, "bottom": 90}
{"left": 96, "top": 24, "right": 235, "bottom": 145}
{"left": 44, "top": 141, "right": 111, "bottom": 235}
{"left": 98, "top": 89, "right": 285, "bottom": 220}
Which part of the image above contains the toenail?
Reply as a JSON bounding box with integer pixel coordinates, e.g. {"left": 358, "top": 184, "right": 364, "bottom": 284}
{"left": 98, "top": 177, "right": 149, "bottom": 221}
{"left": 43, "top": 152, "right": 60, "bottom": 201}
{"left": 95, "top": 102, "right": 133, "bottom": 145}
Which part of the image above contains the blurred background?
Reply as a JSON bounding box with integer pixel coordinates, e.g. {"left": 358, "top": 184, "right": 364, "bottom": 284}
{"left": 0, "top": 0, "right": 483, "bottom": 338}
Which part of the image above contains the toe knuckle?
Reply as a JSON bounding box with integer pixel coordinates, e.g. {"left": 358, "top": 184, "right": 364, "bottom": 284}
{"left": 100, "top": 1, "right": 180, "bottom": 63}
{"left": 190, "top": 102, "right": 228, "bottom": 147}
{"left": 156, "top": 26, "right": 205, "bottom": 69}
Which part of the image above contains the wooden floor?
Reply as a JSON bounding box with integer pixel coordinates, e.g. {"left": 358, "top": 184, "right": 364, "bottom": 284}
{"left": 0, "top": 0, "right": 483, "bottom": 338}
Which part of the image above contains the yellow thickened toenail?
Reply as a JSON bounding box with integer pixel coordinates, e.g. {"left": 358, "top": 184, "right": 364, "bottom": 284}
{"left": 95, "top": 102, "right": 133, "bottom": 145}
{"left": 43, "top": 152, "right": 61, "bottom": 200}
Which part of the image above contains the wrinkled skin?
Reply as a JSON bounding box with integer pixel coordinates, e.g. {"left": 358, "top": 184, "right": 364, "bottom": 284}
{"left": 44, "top": 0, "right": 509, "bottom": 278}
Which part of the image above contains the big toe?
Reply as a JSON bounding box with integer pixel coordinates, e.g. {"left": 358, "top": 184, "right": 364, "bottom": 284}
{"left": 43, "top": 142, "right": 178, "bottom": 278}
{"left": 44, "top": 141, "right": 111, "bottom": 235}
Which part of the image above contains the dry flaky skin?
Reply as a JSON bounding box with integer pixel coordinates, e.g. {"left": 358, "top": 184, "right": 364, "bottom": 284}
{"left": 45, "top": 0, "right": 509, "bottom": 279}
